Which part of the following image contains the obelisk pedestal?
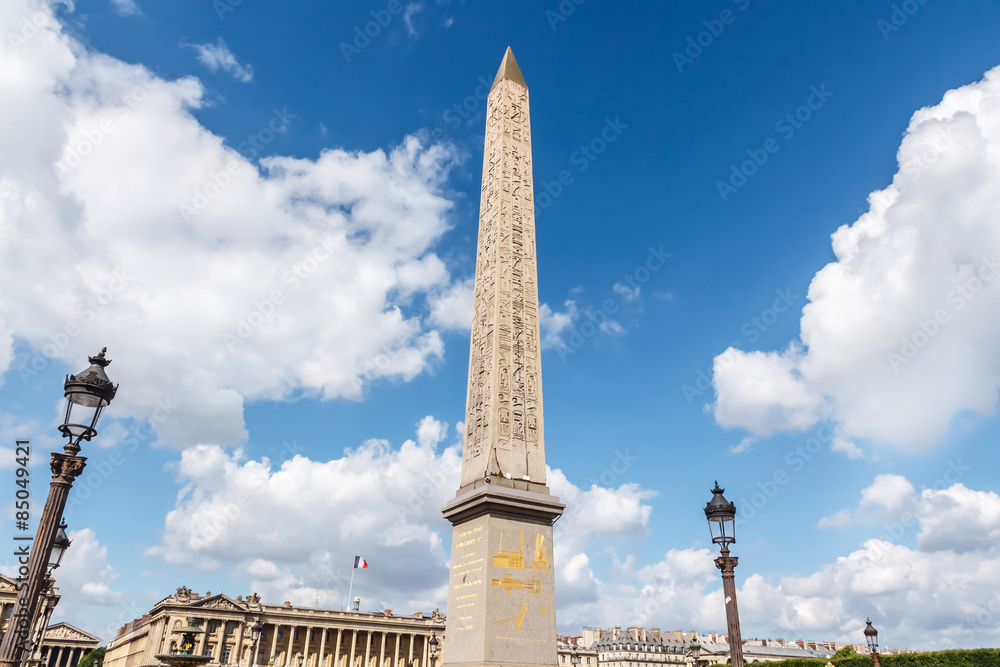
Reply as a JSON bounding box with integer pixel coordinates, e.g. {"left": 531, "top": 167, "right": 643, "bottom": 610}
{"left": 442, "top": 47, "right": 564, "bottom": 667}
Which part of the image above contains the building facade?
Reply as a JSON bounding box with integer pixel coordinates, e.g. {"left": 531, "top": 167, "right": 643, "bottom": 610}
{"left": 587, "top": 628, "right": 690, "bottom": 667}
{"left": 105, "top": 588, "right": 444, "bottom": 667}
{"left": 556, "top": 636, "right": 597, "bottom": 667}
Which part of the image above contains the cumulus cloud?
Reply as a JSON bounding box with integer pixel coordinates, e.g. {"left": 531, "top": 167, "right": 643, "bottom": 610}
{"left": 187, "top": 38, "right": 254, "bottom": 82}
{"left": 0, "top": 0, "right": 466, "bottom": 447}
{"left": 145, "top": 416, "right": 460, "bottom": 609}
{"left": 428, "top": 278, "right": 473, "bottom": 330}
{"left": 141, "top": 418, "right": 660, "bottom": 618}
{"left": 916, "top": 483, "right": 1000, "bottom": 552}
{"left": 816, "top": 471, "right": 1000, "bottom": 556}
{"left": 712, "top": 65, "right": 1000, "bottom": 451}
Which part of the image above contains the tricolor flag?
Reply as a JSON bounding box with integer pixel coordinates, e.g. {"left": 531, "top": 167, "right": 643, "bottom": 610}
{"left": 354, "top": 556, "right": 368, "bottom": 569}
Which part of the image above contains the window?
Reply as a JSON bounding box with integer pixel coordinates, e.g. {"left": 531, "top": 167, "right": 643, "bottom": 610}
{"left": 222, "top": 646, "right": 232, "bottom": 664}
{"left": 204, "top": 645, "right": 215, "bottom": 658}
{"left": 209, "top": 620, "right": 220, "bottom": 634}
{"left": 587, "top": 659, "right": 591, "bottom": 665}
{"left": 562, "top": 657, "right": 566, "bottom": 663}
{"left": 226, "top": 622, "right": 238, "bottom": 635}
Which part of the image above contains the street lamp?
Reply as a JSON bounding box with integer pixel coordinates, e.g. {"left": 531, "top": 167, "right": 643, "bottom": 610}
{"left": 570, "top": 649, "right": 580, "bottom": 667}
{"left": 0, "top": 349, "right": 118, "bottom": 667}
{"left": 688, "top": 640, "right": 701, "bottom": 667}
{"left": 704, "top": 482, "right": 744, "bottom": 667}
{"left": 48, "top": 522, "right": 71, "bottom": 571}
{"left": 248, "top": 618, "right": 265, "bottom": 667}
{"left": 429, "top": 634, "right": 440, "bottom": 667}
{"left": 864, "top": 619, "right": 880, "bottom": 667}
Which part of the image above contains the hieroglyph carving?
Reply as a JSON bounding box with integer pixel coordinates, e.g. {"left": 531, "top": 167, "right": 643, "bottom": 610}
{"left": 461, "top": 75, "right": 546, "bottom": 489}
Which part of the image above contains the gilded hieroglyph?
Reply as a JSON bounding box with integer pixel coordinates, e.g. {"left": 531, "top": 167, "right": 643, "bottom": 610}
{"left": 460, "top": 49, "right": 546, "bottom": 493}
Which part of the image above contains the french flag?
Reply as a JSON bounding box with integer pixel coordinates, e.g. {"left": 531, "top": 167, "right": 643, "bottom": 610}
{"left": 354, "top": 556, "right": 368, "bottom": 569}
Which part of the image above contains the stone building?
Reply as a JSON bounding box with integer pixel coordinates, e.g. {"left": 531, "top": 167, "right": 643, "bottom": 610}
{"left": 586, "top": 628, "right": 690, "bottom": 667}
{"left": 694, "top": 636, "right": 834, "bottom": 664}
{"left": 104, "top": 588, "right": 444, "bottom": 667}
{"left": 556, "top": 635, "right": 597, "bottom": 667}
{"left": 0, "top": 575, "right": 99, "bottom": 667}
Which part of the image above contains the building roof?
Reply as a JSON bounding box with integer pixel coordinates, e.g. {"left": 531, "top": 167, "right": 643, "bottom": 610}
{"left": 697, "top": 640, "right": 833, "bottom": 660}
{"left": 593, "top": 631, "right": 687, "bottom": 654}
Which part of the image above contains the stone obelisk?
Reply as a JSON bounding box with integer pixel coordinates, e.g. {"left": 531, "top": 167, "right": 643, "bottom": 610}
{"left": 442, "top": 47, "right": 564, "bottom": 667}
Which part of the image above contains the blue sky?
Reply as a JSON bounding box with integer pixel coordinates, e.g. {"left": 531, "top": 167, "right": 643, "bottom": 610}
{"left": 2, "top": 0, "right": 1000, "bottom": 651}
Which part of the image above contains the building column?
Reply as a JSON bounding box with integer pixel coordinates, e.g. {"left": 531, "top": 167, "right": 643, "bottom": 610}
{"left": 317, "top": 629, "right": 327, "bottom": 667}
{"left": 407, "top": 635, "right": 414, "bottom": 665}
{"left": 284, "top": 627, "right": 295, "bottom": 667}
{"left": 378, "top": 633, "right": 385, "bottom": 667}
{"left": 143, "top": 618, "right": 169, "bottom": 664}
{"left": 197, "top": 624, "right": 208, "bottom": 658}
{"left": 333, "top": 630, "right": 343, "bottom": 667}
{"left": 348, "top": 631, "right": 357, "bottom": 667}
{"left": 53, "top": 648, "right": 64, "bottom": 667}
{"left": 269, "top": 625, "right": 280, "bottom": 664}
{"left": 234, "top": 621, "right": 245, "bottom": 666}
{"left": 393, "top": 635, "right": 400, "bottom": 667}
{"left": 363, "top": 633, "right": 372, "bottom": 667}
{"left": 303, "top": 628, "right": 312, "bottom": 667}
{"left": 213, "top": 628, "right": 224, "bottom": 664}
{"left": 422, "top": 636, "right": 429, "bottom": 667}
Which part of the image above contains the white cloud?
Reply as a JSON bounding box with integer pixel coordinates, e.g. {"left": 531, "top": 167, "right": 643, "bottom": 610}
{"left": 613, "top": 281, "right": 640, "bottom": 302}
{"left": 110, "top": 0, "right": 141, "bottom": 16}
{"left": 729, "top": 436, "right": 755, "bottom": 455}
{"left": 713, "top": 346, "right": 824, "bottom": 436}
{"left": 816, "top": 472, "right": 1000, "bottom": 556}
{"left": 188, "top": 38, "right": 254, "bottom": 82}
{"left": 859, "top": 474, "right": 917, "bottom": 522}
{"left": 403, "top": 3, "right": 424, "bottom": 37}
{"left": 712, "top": 65, "right": 1000, "bottom": 450}
{"left": 916, "top": 483, "right": 1000, "bottom": 553}
{"left": 143, "top": 418, "right": 660, "bottom": 619}
{"left": 428, "top": 278, "right": 473, "bottom": 330}
{"left": 539, "top": 299, "right": 626, "bottom": 353}
{"left": 817, "top": 509, "right": 852, "bottom": 529}
{"left": 540, "top": 300, "right": 578, "bottom": 350}
{"left": 0, "top": 0, "right": 467, "bottom": 447}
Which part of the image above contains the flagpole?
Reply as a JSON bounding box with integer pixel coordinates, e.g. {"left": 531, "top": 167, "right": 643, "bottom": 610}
{"left": 347, "top": 562, "right": 356, "bottom": 611}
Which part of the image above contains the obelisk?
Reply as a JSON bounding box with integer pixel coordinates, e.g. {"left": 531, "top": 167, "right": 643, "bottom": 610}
{"left": 442, "top": 47, "right": 564, "bottom": 667}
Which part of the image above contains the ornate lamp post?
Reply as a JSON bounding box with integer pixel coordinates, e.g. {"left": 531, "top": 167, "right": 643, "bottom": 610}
{"left": 429, "top": 634, "right": 440, "bottom": 667}
{"left": 864, "top": 619, "right": 880, "bottom": 667}
{"left": 687, "top": 640, "right": 702, "bottom": 667}
{"left": 247, "top": 619, "right": 264, "bottom": 667}
{"left": 0, "top": 349, "right": 118, "bottom": 667}
{"left": 704, "top": 482, "right": 744, "bottom": 667}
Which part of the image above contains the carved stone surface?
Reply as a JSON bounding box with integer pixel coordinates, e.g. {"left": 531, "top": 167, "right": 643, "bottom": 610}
{"left": 459, "top": 48, "right": 546, "bottom": 496}
{"left": 196, "top": 596, "right": 245, "bottom": 611}
{"left": 444, "top": 48, "right": 563, "bottom": 667}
